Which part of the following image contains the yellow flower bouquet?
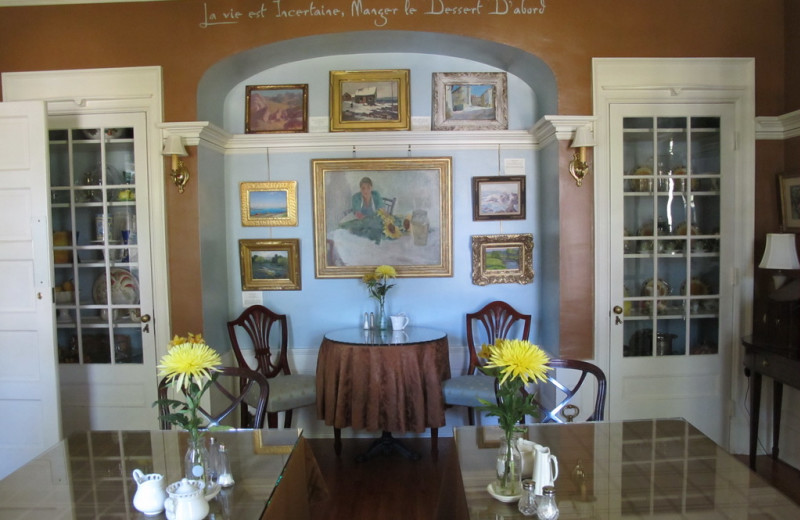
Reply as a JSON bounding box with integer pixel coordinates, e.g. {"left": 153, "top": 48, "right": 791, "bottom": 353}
{"left": 477, "top": 338, "right": 551, "bottom": 496}
{"left": 361, "top": 264, "right": 397, "bottom": 329}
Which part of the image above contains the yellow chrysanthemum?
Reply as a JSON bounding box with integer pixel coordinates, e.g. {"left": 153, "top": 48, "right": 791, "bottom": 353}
{"left": 362, "top": 272, "right": 377, "bottom": 283}
{"left": 158, "top": 341, "right": 222, "bottom": 390}
{"left": 375, "top": 264, "right": 397, "bottom": 279}
{"left": 477, "top": 343, "right": 494, "bottom": 360}
{"left": 483, "top": 339, "right": 551, "bottom": 386}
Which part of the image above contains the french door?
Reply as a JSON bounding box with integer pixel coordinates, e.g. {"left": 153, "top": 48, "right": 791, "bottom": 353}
{"left": 608, "top": 103, "right": 735, "bottom": 446}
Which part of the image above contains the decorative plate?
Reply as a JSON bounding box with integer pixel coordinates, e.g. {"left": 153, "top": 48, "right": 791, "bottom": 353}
{"left": 632, "top": 166, "right": 653, "bottom": 192}
{"left": 674, "top": 221, "right": 701, "bottom": 236}
{"left": 641, "top": 278, "right": 670, "bottom": 297}
{"left": 92, "top": 268, "right": 140, "bottom": 305}
{"left": 486, "top": 483, "right": 521, "bottom": 503}
{"left": 680, "top": 278, "right": 710, "bottom": 296}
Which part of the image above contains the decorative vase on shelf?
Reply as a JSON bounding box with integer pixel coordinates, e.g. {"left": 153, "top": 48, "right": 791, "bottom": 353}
{"left": 495, "top": 431, "right": 523, "bottom": 497}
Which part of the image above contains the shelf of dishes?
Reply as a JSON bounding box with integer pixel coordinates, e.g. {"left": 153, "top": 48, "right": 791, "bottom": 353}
{"left": 623, "top": 278, "right": 719, "bottom": 317}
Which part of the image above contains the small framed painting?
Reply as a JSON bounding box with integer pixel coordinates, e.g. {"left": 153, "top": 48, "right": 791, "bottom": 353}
{"left": 245, "top": 84, "right": 308, "bottom": 134}
{"left": 432, "top": 72, "right": 508, "bottom": 131}
{"left": 239, "top": 239, "right": 301, "bottom": 291}
{"left": 329, "top": 69, "right": 410, "bottom": 132}
{"left": 472, "top": 175, "right": 526, "bottom": 221}
{"left": 471, "top": 234, "right": 534, "bottom": 286}
{"left": 779, "top": 174, "right": 800, "bottom": 231}
{"left": 240, "top": 181, "right": 298, "bottom": 227}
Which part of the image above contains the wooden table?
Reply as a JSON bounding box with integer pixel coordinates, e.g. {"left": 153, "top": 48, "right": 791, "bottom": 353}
{"left": 316, "top": 326, "right": 450, "bottom": 459}
{"left": 444, "top": 419, "right": 800, "bottom": 519}
{"left": 742, "top": 335, "right": 800, "bottom": 469}
{"left": 0, "top": 429, "right": 326, "bottom": 520}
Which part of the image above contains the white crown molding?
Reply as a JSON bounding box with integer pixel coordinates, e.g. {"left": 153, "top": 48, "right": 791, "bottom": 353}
{"left": 755, "top": 110, "right": 800, "bottom": 140}
{"left": 160, "top": 115, "right": 596, "bottom": 155}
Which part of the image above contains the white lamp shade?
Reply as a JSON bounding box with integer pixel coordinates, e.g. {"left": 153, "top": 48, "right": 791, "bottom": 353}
{"left": 162, "top": 135, "right": 187, "bottom": 156}
{"left": 759, "top": 233, "right": 800, "bottom": 270}
{"left": 571, "top": 125, "right": 596, "bottom": 148}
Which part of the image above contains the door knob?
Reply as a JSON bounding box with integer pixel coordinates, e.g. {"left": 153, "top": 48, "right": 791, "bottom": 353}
{"left": 140, "top": 314, "right": 151, "bottom": 323}
{"left": 613, "top": 306, "right": 623, "bottom": 314}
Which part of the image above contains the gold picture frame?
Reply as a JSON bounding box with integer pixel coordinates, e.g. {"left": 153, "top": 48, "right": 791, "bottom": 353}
{"left": 432, "top": 72, "right": 508, "bottom": 131}
{"left": 779, "top": 173, "right": 800, "bottom": 232}
{"left": 312, "top": 157, "right": 452, "bottom": 278}
{"left": 239, "top": 239, "right": 301, "bottom": 291}
{"left": 471, "top": 234, "right": 534, "bottom": 286}
{"left": 240, "top": 181, "right": 298, "bottom": 227}
{"left": 245, "top": 84, "right": 308, "bottom": 134}
{"left": 329, "top": 69, "right": 410, "bottom": 132}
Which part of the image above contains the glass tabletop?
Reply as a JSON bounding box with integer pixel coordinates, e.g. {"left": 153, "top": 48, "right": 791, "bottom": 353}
{"left": 324, "top": 326, "right": 446, "bottom": 346}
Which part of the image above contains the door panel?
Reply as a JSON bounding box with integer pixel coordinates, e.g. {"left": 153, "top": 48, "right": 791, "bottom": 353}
{"left": 0, "top": 101, "right": 60, "bottom": 479}
{"left": 609, "top": 104, "right": 734, "bottom": 446}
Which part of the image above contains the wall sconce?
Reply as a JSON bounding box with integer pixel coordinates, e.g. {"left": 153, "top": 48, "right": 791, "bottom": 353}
{"left": 568, "top": 125, "right": 596, "bottom": 187}
{"left": 759, "top": 233, "right": 800, "bottom": 290}
{"left": 162, "top": 135, "right": 189, "bottom": 193}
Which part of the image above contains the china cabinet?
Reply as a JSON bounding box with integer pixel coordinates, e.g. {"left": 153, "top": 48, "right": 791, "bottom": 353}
{"left": 49, "top": 119, "right": 149, "bottom": 366}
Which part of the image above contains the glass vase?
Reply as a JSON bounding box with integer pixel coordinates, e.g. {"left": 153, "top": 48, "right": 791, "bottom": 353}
{"left": 377, "top": 301, "right": 388, "bottom": 330}
{"left": 184, "top": 437, "right": 211, "bottom": 490}
{"left": 495, "top": 431, "right": 522, "bottom": 497}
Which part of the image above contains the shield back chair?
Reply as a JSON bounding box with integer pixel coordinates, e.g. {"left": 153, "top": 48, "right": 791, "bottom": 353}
{"left": 157, "top": 365, "right": 269, "bottom": 429}
{"left": 442, "top": 301, "right": 532, "bottom": 425}
{"left": 227, "top": 305, "right": 317, "bottom": 428}
{"left": 529, "top": 358, "right": 607, "bottom": 423}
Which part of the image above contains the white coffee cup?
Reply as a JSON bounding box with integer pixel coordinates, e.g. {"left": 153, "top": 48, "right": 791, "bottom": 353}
{"left": 390, "top": 314, "right": 409, "bottom": 330}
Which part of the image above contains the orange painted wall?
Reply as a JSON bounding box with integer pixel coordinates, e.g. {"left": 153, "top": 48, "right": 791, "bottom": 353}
{"left": 0, "top": 0, "right": 791, "bottom": 350}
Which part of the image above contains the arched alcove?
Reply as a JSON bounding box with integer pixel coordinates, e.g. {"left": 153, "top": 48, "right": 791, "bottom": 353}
{"left": 197, "top": 31, "right": 557, "bottom": 125}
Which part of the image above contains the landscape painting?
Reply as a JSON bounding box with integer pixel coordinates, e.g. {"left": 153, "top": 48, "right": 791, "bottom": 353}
{"left": 471, "top": 233, "right": 534, "bottom": 285}
{"left": 239, "top": 239, "right": 301, "bottom": 291}
{"left": 329, "top": 70, "right": 410, "bottom": 131}
{"left": 245, "top": 84, "right": 308, "bottom": 133}
{"left": 240, "top": 181, "right": 298, "bottom": 227}
{"left": 432, "top": 72, "right": 508, "bottom": 130}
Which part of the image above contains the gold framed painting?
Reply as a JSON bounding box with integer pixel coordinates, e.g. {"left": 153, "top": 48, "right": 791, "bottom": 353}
{"left": 432, "top": 72, "right": 508, "bottom": 131}
{"left": 779, "top": 173, "right": 800, "bottom": 231}
{"left": 239, "top": 239, "right": 301, "bottom": 291}
{"left": 329, "top": 69, "right": 410, "bottom": 132}
{"left": 240, "top": 181, "right": 298, "bottom": 227}
{"left": 471, "top": 234, "right": 534, "bottom": 286}
{"left": 312, "top": 157, "right": 452, "bottom": 278}
{"left": 245, "top": 84, "right": 308, "bottom": 134}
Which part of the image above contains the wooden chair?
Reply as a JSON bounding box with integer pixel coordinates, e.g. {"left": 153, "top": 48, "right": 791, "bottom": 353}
{"left": 382, "top": 196, "right": 396, "bottom": 215}
{"left": 531, "top": 358, "right": 607, "bottom": 423}
{"left": 227, "top": 305, "right": 316, "bottom": 428}
{"left": 157, "top": 365, "right": 270, "bottom": 429}
{"left": 442, "top": 301, "right": 532, "bottom": 425}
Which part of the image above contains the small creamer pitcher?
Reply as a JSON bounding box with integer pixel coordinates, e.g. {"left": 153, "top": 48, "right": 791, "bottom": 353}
{"left": 131, "top": 469, "right": 167, "bottom": 516}
{"left": 533, "top": 444, "right": 559, "bottom": 495}
{"left": 164, "top": 478, "right": 209, "bottom": 520}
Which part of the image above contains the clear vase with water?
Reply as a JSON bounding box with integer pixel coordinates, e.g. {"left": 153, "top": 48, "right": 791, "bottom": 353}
{"left": 495, "top": 431, "right": 523, "bottom": 496}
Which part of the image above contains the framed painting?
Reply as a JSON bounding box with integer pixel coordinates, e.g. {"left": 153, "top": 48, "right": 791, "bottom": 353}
{"left": 471, "top": 234, "right": 534, "bottom": 286}
{"left": 245, "top": 84, "right": 308, "bottom": 134}
{"left": 779, "top": 174, "right": 800, "bottom": 231}
{"left": 329, "top": 70, "right": 410, "bottom": 132}
{"left": 472, "top": 175, "right": 526, "bottom": 221}
{"left": 240, "top": 181, "right": 298, "bottom": 227}
{"left": 239, "top": 239, "right": 301, "bottom": 291}
{"left": 312, "top": 157, "right": 452, "bottom": 278}
{"left": 432, "top": 72, "right": 508, "bottom": 131}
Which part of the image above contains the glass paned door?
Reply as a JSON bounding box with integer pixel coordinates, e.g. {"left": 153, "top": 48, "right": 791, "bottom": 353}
{"left": 621, "top": 116, "right": 721, "bottom": 358}
{"left": 609, "top": 103, "right": 734, "bottom": 446}
{"left": 50, "top": 125, "right": 143, "bottom": 365}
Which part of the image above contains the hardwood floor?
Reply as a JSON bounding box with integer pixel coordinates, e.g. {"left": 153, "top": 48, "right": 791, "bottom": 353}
{"left": 307, "top": 438, "right": 800, "bottom": 520}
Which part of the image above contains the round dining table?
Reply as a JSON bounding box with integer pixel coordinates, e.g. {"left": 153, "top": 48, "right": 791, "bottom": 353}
{"left": 315, "top": 326, "right": 451, "bottom": 460}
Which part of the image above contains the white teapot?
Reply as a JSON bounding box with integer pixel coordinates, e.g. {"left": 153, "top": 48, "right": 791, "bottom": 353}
{"left": 164, "top": 478, "right": 209, "bottom": 520}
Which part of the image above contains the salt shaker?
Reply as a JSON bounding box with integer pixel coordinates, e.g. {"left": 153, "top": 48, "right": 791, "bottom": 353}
{"left": 217, "top": 444, "right": 235, "bottom": 487}
{"left": 517, "top": 479, "right": 537, "bottom": 516}
{"left": 363, "top": 312, "right": 370, "bottom": 329}
{"left": 536, "top": 485, "right": 559, "bottom": 520}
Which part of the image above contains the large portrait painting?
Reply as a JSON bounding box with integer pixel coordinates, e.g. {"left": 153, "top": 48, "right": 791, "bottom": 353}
{"left": 312, "top": 157, "right": 452, "bottom": 278}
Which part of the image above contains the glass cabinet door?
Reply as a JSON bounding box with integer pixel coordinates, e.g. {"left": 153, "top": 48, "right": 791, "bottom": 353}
{"left": 50, "top": 125, "right": 143, "bottom": 365}
{"left": 621, "top": 116, "right": 721, "bottom": 358}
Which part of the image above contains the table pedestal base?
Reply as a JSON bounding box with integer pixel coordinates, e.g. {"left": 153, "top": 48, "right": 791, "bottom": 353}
{"left": 356, "top": 431, "right": 421, "bottom": 462}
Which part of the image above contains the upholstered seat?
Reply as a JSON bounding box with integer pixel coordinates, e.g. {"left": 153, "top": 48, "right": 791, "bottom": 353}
{"left": 228, "top": 305, "right": 317, "bottom": 428}
{"left": 443, "top": 300, "right": 531, "bottom": 425}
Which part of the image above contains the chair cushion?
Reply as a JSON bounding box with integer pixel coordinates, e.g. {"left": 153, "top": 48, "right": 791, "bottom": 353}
{"left": 258, "top": 374, "right": 317, "bottom": 413}
{"left": 442, "top": 375, "right": 496, "bottom": 407}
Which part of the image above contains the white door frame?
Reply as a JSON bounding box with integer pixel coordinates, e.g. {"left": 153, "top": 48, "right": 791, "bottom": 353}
{"left": 592, "top": 58, "right": 755, "bottom": 452}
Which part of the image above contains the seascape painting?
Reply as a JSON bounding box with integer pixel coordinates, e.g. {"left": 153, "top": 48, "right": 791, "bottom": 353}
{"left": 249, "top": 190, "right": 288, "bottom": 219}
